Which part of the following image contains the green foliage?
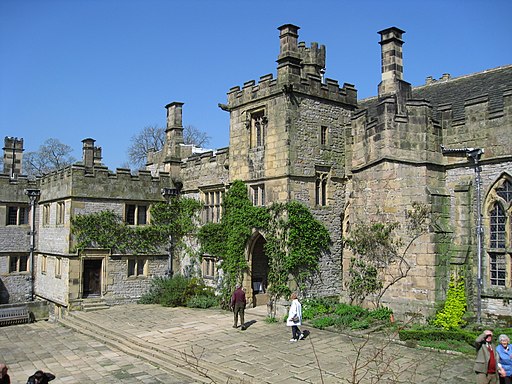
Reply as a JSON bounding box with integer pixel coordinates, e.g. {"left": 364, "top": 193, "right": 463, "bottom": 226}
{"left": 71, "top": 197, "right": 201, "bottom": 256}
{"left": 265, "top": 201, "right": 331, "bottom": 300}
{"left": 344, "top": 202, "right": 431, "bottom": 307}
{"left": 265, "top": 316, "right": 278, "bottom": 324}
{"left": 186, "top": 295, "right": 219, "bottom": 309}
{"left": 197, "top": 180, "right": 330, "bottom": 307}
{"left": 432, "top": 274, "right": 467, "bottom": 330}
{"left": 346, "top": 257, "right": 382, "bottom": 305}
{"left": 302, "top": 300, "right": 393, "bottom": 331}
{"left": 139, "top": 274, "right": 217, "bottom": 308}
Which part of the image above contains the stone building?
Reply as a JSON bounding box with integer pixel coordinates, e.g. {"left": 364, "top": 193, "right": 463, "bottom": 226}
{"left": 1, "top": 24, "right": 511, "bottom": 322}
{"left": 1, "top": 137, "right": 175, "bottom": 317}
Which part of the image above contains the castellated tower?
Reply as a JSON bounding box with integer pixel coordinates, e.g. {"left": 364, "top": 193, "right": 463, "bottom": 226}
{"left": 223, "top": 24, "right": 357, "bottom": 297}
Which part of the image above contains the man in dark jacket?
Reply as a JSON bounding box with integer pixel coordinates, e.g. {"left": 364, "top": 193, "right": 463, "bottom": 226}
{"left": 26, "top": 370, "right": 55, "bottom": 384}
{"left": 231, "top": 284, "right": 246, "bottom": 330}
{"left": 0, "top": 363, "right": 10, "bottom": 384}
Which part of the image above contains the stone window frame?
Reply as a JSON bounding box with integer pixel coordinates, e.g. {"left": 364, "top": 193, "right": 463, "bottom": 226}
{"left": 125, "top": 204, "right": 149, "bottom": 226}
{"left": 315, "top": 166, "right": 330, "bottom": 207}
{"left": 201, "top": 188, "right": 224, "bottom": 224}
{"left": 41, "top": 254, "right": 47, "bottom": 274}
{"left": 42, "top": 204, "right": 51, "bottom": 226}
{"left": 55, "top": 257, "right": 62, "bottom": 278}
{"left": 250, "top": 184, "right": 265, "bottom": 207}
{"left": 127, "top": 257, "right": 147, "bottom": 278}
{"left": 320, "top": 125, "right": 328, "bottom": 146}
{"left": 247, "top": 108, "right": 268, "bottom": 149}
{"left": 9, "top": 254, "right": 29, "bottom": 273}
{"left": 56, "top": 201, "right": 65, "bottom": 226}
{"left": 201, "top": 254, "right": 217, "bottom": 280}
{"left": 6, "top": 205, "right": 29, "bottom": 226}
{"left": 484, "top": 175, "right": 512, "bottom": 288}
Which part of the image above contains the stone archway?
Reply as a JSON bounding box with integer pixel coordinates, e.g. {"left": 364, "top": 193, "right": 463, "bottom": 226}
{"left": 245, "top": 232, "right": 269, "bottom": 307}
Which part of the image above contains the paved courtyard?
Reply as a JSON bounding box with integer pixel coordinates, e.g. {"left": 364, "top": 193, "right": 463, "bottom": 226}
{"left": 1, "top": 304, "right": 475, "bottom": 383}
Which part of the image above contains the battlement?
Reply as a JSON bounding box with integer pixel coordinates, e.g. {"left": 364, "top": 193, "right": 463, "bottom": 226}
{"left": 180, "top": 147, "right": 229, "bottom": 171}
{"left": 227, "top": 71, "right": 357, "bottom": 108}
{"left": 226, "top": 25, "right": 357, "bottom": 109}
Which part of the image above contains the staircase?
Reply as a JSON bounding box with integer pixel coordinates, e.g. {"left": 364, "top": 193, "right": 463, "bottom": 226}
{"left": 58, "top": 311, "right": 245, "bottom": 383}
{"left": 81, "top": 298, "right": 110, "bottom": 312}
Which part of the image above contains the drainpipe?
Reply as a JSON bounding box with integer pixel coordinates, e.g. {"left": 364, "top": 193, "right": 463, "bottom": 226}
{"left": 25, "top": 189, "right": 41, "bottom": 301}
{"left": 441, "top": 146, "right": 484, "bottom": 323}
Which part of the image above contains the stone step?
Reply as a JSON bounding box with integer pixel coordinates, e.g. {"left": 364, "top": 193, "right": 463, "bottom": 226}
{"left": 59, "top": 311, "right": 245, "bottom": 383}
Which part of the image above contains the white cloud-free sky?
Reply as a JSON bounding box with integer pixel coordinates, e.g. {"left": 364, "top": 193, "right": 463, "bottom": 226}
{"left": 1, "top": 0, "right": 511, "bottom": 169}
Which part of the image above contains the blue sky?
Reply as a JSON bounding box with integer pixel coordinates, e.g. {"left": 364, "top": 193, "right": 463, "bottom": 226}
{"left": 1, "top": 0, "right": 511, "bottom": 170}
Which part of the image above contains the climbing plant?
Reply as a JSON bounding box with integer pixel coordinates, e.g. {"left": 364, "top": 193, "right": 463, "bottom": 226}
{"left": 265, "top": 201, "right": 331, "bottom": 302}
{"left": 198, "top": 180, "right": 268, "bottom": 306}
{"left": 344, "top": 202, "right": 431, "bottom": 307}
{"left": 432, "top": 274, "right": 467, "bottom": 330}
{"left": 71, "top": 197, "right": 202, "bottom": 255}
{"left": 198, "top": 180, "right": 331, "bottom": 309}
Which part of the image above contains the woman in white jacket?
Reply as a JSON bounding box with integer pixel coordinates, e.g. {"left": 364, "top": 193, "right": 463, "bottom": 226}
{"left": 287, "top": 292, "right": 304, "bottom": 342}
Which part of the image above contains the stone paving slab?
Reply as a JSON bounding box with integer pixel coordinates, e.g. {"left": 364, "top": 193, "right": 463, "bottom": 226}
{"left": 1, "top": 304, "right": 476, "bottom": 383}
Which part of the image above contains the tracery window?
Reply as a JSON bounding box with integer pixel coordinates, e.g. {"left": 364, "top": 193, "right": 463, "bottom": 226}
{"left": 315, "top": 170, "right": 329, "bottom": 206}
{"left": 249, "top": 110, "right": 267, "bottom": 148}
{"left": 486, "top": 177, "right": 512, "bottom": 288}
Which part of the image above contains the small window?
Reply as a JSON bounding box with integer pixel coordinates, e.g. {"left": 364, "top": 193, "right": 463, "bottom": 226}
{"left": 55, "top": 257, "right": 62, "bottom": 278}
{"left": 125, "top": 205, "right": 148, "bottom": 225}
{"left": 9, "top": 255, "right": 29, "bottom": 273}
{"left": 202, "top": 256, "right": 216, "bottom": 279}
{"left": 490, "top": 253, "right": 506, "bottom": 286}
{"left": 320, "top": 126, "right": 328, "bottom": 146}
{"left": 250, "top": 184, "right": 265, "bottom": 206}
{"left": 202, "top": 190, "right": 224, "bottom": 223}
{"left": 41, "top": 255, "right": 47, "bottom": 274}
{"left": 315, "top": 172, "right": 328, "bottom": 206}
{"left": 128, "top": 258, "right": 146, "bottom": 277}
{"left": 250, "top": 110, "right": 267, "bottom": 148}
{"left": 6, "top": 206, "right": 29, "bottom": 225}
{"left": 56, "top": 202, "right": 65, "bottom": 225}
{"left": 43, "top": 204, "right": 51, "bottom": 226}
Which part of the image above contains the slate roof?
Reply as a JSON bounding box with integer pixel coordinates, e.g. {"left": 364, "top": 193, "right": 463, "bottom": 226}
{"left": 358, "top": 64, "right": 512, "bottom": 121}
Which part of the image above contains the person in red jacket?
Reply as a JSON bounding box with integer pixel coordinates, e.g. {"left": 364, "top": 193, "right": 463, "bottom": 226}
{"left": 230, "top": 284, "right": 246, "bottom": 330}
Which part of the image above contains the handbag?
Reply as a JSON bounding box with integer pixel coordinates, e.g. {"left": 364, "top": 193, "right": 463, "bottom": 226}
{"left": 291, "top": 315, "right": 299, "bottom": 322}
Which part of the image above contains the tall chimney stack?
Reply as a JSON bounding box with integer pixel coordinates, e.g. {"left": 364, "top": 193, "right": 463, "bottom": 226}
{"left": 277, "top": 24, "right": 301, "bottom": 82}
{"left": 3, "top": 136, "right": 24, "bottom": 178}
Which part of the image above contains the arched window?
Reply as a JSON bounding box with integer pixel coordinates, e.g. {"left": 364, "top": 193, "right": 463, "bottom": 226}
{"left": 486, "top": 177, "right": 512, "bottom": 287}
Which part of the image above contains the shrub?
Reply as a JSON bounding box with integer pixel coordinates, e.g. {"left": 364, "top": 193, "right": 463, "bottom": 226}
{"left": 432, "top": 274, "right": 467, "bottom": 330}
{"left": 138, "top": 274, "right": 215, "bottom": 308}
{"left": 186, "top": 295, "right": 219, "bottom": 309}
{"left": 311, "top": 316, "right": 337, "bottom": 329}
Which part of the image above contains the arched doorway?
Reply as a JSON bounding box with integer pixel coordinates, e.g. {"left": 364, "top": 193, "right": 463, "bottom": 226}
{"left": 247, "top": 233, "right": 269, "bottom": 306}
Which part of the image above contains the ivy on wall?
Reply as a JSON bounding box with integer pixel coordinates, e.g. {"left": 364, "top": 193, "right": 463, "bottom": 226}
{"left": 71, "top": 197, "right": 202, "bottom": 255}
{"left": 198, "top": 180, "right": 331, "bottom": 307}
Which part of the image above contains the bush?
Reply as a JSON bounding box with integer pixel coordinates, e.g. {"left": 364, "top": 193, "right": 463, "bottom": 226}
{"left": 138, "top": 274, "right": 215, "bottom": 308}
{"left": 311, "top": 316, "right": 337, "bottom": 329}
{"left": 186, "top": 295, "right": 219, "bottom": 309}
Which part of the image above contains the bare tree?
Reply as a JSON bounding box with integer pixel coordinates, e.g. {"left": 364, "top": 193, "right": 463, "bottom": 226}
{"left": 24, "top": 138, "right": 76, "bottom": 177}
{"left": 127, "top": 124, "right": 210, "bottom": 168}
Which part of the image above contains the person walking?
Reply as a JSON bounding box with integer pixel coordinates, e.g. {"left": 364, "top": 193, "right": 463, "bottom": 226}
{"left": 231, "top": 284, "right": 246, "bottom": 330}
{"left": 0, "top": 363, "right": 10, "bottom": 384}
{"left": 475, "top": 330, "right": 505, "bottom": 384}
{"left": 496, "top": 334, "right": 512, "bottom": 384}
{"left": 286, "top": 292, "right": 303, "bottom": 342}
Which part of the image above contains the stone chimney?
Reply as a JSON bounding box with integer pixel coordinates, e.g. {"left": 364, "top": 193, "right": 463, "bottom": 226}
{"left": 3, "top": 136, "right": 24, "bottom": 178}
{"left": 377, "top": 27, "right": 411, "bottom": 113}
{"left": 82, "top": 138, "right": 96, "bottom": 170}
{"left": 165, "top": 102, "right": 184, "bottom": 160}
{"left": 277, "top": 24, "right": 302, "bottom": 82}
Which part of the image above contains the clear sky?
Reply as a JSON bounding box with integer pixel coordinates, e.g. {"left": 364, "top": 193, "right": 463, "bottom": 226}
{"left": 1, "top": 0, "right": 511, "bottom": 170}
